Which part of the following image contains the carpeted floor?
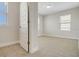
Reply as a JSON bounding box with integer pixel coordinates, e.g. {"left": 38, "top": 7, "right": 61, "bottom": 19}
{"left": 0, "top": 36, "right": 78, "bottom": 57}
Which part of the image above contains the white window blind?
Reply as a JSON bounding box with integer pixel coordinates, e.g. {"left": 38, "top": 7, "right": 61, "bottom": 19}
{"left": 60, "top": 14, "right": 71, "bottom": 31}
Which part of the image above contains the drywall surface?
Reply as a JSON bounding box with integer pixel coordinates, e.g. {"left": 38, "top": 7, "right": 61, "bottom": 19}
{"left": 19, "top": 2, "right": 29, "bottom": 51}
{"left": 44, "top": 7, "right": 79, "bottom": 39}
{"left": 38, "top": 15, "right": 44, "bottom": 36}
{"left": 0, "top": 2, "right": 20, "bottom": 46}
{"left": 29, "top": 2, "right": 39, "bottom": 53}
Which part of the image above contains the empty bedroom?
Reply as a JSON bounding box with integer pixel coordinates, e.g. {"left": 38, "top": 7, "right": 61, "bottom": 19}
{"left": 37, "top": 2, "right": 79, "bottom": 57}
{"left": 0, "top": 2, "right": 79, "bottom": 57}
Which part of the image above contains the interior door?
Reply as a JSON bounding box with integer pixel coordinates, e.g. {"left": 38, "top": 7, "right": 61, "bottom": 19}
{"left": 19, "top": 2, "right": 29, "bottom": 52}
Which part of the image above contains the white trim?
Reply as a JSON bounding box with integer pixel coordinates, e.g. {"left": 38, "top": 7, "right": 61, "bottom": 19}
{"left": 0, "top": 41, "right": 19, "bottom": 48}
{"left": 37, "top": 34, "right": 46, "bottom": 37}
{"left": 42, "top": 34, "right": 79, "bottom": 40}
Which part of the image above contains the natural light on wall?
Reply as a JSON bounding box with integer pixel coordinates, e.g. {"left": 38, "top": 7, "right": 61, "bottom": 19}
{"left": 60, "top": 14, "right": 71, "bottom": 31}
{"left": 0, "top": 2, "right": 8, "bottom": 26}
{"left": 38, "top": 15, "right": 40, "bottom": 33}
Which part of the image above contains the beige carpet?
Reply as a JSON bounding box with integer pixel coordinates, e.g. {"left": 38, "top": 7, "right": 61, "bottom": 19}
{"left": 0, "top": 36, "right": 78, "bottom": 57}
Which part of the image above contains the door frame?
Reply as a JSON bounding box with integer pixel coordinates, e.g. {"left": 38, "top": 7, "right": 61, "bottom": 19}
{"left": 27, "top": 3, "right": 30, "bottom": 53}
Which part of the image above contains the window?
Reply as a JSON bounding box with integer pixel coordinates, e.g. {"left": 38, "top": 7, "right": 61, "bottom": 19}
{"left": 0, "top": 2, "right": 8, "bottom": 26}
{"left": 60, "top": 14, "right": 71, "bottom": 31}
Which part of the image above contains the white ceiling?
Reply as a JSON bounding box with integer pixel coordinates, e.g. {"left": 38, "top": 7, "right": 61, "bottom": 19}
{"left": 38, "top": 2, "right": 79, "bottom": 15}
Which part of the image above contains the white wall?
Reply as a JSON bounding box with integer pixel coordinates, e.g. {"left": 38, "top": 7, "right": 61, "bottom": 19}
{"left": 38, "top": 15, "right": 44, "bottom": 36}
{"left": 19, "top": 2, "right": 29, "bottom": 51}
{"left": 44, "top": 7, "right": 79, "bottom": 39}
{"left": 29, "top": 2, "right": 39, "bottom": 53}
{"left": 0, "top": 2, "right": 20, "bottom": 47}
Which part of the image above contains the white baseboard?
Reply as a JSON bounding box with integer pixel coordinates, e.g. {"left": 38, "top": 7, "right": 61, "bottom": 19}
{"left": 42, "top": 34, "right": 79, "bottom": 40}
{"left": 37, "top": 34, "right": 46, "bottom": 37}
{"left": 0, "top": 41, "right": 19, "bottom": 48}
